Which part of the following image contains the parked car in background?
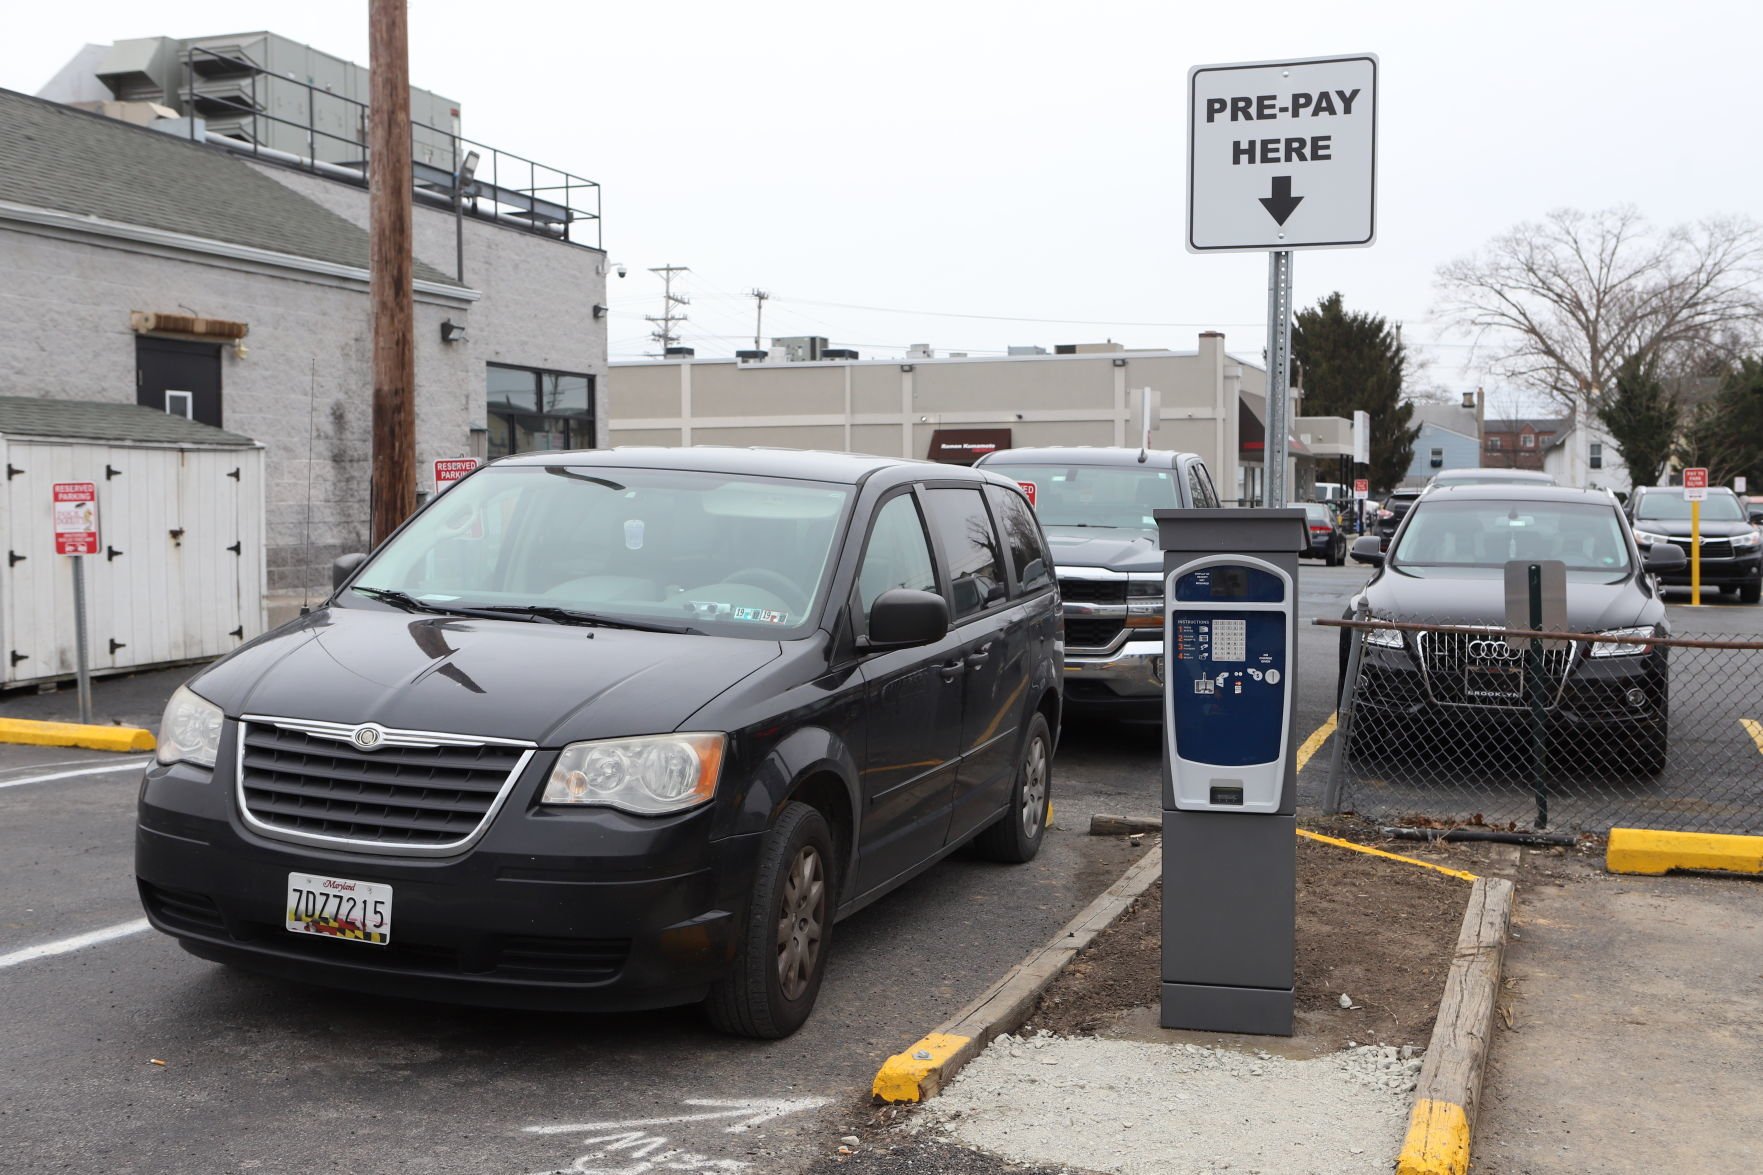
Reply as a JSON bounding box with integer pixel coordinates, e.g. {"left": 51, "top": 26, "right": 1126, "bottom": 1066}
{"left": 1426, "top": 467, "right": 1557, "bottom": 489}
{"left": 1343, "top": 485, "right": 1687, "bottom": 774}
{"left": 137, "top": 448, "right": 1062, "bottom": 1038}
{"left": 1626, "top": 485, "right": 1763, "bottom": 603}
{"left": 975, "top": 446, "right": 1223, "bottom": 721}
{"left": 1298, "top": 501, "right": 1347, "bottom": 565}
{"left": 1365, "top": 488, "right": 1424, "bottom": 555}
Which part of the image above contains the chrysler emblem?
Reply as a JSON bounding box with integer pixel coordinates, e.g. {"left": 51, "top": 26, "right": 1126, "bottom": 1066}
{"left": 351, "top": 724, "right": 384, "bottom": 750}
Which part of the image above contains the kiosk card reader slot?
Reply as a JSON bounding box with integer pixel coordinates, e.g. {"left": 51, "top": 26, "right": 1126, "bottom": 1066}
{"left": 1165, "top": 555, "right": 1292, "bottom": 813}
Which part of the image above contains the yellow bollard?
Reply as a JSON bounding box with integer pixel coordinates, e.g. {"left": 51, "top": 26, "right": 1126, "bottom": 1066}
{"left": 1689, "top": 498, "right": 1701, "bottom": 605}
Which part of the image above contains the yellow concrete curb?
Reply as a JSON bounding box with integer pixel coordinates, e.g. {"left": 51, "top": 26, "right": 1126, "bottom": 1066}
{"left": 0, "top": 718, "right": 155, "bottom": 753}
{"left": 1606, "top": 828, "right": 1763, "bottom": 877}
{"left": 1397, "top": 1098, "right": 1471, "bottom": 1175}
{"left": 871, "top": 1033, "right": 972, "bottom": 1103}
{"left": 871, "top": 843, "right": 1163, "bottom": 1103}
{"left": 1297, "top": 829, "right": 1479, "bottom": 882}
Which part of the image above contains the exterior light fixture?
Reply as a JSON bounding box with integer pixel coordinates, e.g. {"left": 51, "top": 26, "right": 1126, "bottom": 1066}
{"left": 440, "top": 319, "right": 467, "bottom": 343}
{"left": 592, "top": 304, "right": 609, "bottom": 319}
{"left": 1112, "top": 358, "right": 1128, "bottom": 367}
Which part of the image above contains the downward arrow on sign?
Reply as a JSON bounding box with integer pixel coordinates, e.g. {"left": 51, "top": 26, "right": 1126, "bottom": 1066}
{"left": 1259, "top": 175, "right": 1303, "bottom": 225}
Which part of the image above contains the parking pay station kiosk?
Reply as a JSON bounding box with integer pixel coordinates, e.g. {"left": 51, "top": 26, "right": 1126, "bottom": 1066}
{"left": 1156, "top": 508, "right": 1306, "bottom": 1036}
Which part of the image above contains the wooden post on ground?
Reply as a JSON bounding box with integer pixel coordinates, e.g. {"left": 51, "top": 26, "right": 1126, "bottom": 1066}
{"left": 369, "top": 0, "right": 415, "bottom": 546}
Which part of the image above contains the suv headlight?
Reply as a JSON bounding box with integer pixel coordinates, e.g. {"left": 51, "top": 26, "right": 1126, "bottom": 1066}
{"left": 1731, "top": 530, "right": 1761, "bottom": 550}
{"left": 1632, "top": 529, "right": 1671, "bottom": 546}
{"left": 155, "top": 685, "right": 224, "bottom": 769}
{"left": 1589, "top": 626, "right": 1655, "bottom": 658}
{"left": 542, "top": 733, "right": 725, "bottom": 815}
{"left": 1365, "top": 625, "right": 1405, "bottom": 649}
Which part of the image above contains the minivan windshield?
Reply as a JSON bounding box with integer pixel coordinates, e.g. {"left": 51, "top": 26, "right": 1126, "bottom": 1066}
{"left": 992, "top": 464, "right": 1178, "bottom": 529}
{"left": 1390, "top": 499, "right": 1633, "bottom": 580}
{"left": 348, "top": 465, "right": 852, "bottom": 638}
{"left": 1635, "top": 492, "right": 1746, "bottom": 522}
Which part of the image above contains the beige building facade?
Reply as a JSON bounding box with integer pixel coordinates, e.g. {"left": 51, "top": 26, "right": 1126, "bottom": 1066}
{"left": 610, "top": 333, "right": 1348, "bottom": 503}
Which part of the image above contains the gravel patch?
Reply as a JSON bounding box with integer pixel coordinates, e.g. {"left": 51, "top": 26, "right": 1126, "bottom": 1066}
{"left": 922, "top": 1032, "right": 1419, "bottom": 1175}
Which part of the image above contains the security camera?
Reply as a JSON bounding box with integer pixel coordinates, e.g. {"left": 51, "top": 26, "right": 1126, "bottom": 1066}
{"left": 615, "top": 264, "right": 628, "bottom": 279}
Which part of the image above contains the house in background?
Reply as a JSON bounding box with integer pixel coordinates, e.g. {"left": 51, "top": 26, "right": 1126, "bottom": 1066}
{"left": 1401, "top": 391, "right": 1482, "bottom": 487}
{"left": 1482, "top": 416, "right": 1565, "bottom": 472}
{"left": 1545, "top": 412, "right": 1633, "bottom": 494}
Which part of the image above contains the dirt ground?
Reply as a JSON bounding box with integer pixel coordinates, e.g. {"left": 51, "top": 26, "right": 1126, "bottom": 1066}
{"left": 1022, "top": 830, "right": 1472, "bottom": 1053}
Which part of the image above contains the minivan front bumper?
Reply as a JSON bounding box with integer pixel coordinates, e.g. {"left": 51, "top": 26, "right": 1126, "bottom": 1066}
{"left": 136, "top": 754, "right": 761, "bottom": 1012}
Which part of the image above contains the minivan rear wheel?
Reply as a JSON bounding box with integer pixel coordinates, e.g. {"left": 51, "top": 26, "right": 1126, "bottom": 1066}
{"left": 705, "top": 802, "right": 835, "bottom": 1039}
{"left": 973, "top": 713, "right": 1052, "bottom": 863}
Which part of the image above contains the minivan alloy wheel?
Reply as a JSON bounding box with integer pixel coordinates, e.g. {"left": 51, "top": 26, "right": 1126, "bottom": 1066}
{"left": 1020, "top": 735, "right": 1048, "bottom": 839}
{"left": 776, "top": 845, "right": 826, "bottom": 1001}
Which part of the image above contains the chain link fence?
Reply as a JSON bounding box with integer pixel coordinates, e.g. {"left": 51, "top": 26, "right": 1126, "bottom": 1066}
{"left": 1319, "top": 618, "right": 1763, "bottom": 836}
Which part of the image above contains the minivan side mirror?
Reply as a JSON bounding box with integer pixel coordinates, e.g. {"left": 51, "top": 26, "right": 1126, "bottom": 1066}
{"left": 863, "top": 588, "right": 949, "bottom": 651}
{"left": 332, "top": 552, "right": 368, "bottom": 590}
{"left": 1349, "top": 535, "right": 1385, "bottom": 566}
{"left": 1642, "top": 542, "right": 1687, "bottom": 573}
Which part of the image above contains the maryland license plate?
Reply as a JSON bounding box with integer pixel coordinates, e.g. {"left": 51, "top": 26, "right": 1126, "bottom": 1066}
{"left": 286, "top": 873, "right": 392, "bottom": 945}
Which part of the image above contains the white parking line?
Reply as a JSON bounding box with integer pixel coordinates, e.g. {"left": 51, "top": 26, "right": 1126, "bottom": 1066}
{"left": 0, "top": 918, "right": 151, "bottom": 970}
{"left": 0, "top": 759, "right": 150, "bottom": 791}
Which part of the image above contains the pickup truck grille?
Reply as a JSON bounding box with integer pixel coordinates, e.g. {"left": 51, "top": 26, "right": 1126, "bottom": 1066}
{"left": 1064, "top": 618, "right": 1126, "bottom": 650}
{"left": 1058, "top": 578, "right": 1128, "bottom": 604}
{"left": 237, "top": 717, "right": 534, "bottom": 856}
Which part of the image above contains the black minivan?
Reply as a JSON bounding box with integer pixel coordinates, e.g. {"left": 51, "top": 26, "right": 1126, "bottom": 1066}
{"left": 137, "top": 448, "right": 1062, "bottom": 1037}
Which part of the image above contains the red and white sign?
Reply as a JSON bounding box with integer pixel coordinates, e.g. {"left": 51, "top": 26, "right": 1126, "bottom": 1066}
{"left": 434, "top": 457, "right": 479, "bottom": 492}
{"left": 52, "top": 482, "right": 99, "bottom": 555}
{"left": 1683, "top": 467, "right": 1708, "bottom": 502}
{"left": 1353, "top": 478, "right": 1369, "bottom": 500}
{"left": 1016, "top": 481, "right": 1037, "bottom": 508}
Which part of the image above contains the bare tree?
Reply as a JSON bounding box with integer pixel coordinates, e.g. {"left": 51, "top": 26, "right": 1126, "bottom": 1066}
{"left": 1434, "top": 207, "right": 1763, "bottom": 414}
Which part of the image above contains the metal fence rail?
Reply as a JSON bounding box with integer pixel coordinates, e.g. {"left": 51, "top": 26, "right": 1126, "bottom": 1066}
{"left": 1319, "top": 618, "right": 1763, "bottom": 836}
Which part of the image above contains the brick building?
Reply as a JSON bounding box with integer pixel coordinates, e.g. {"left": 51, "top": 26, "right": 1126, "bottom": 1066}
{"left": 0, "top": 82, "right": 606, "bottom": 620}
{"left": 1481, "top": 416, "right": 1566, "bottom": 471}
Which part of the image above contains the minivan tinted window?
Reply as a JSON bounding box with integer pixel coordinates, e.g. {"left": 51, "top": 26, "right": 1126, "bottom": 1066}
{"left": 986, "top": 484, "right": 1052, "bottom": 593}
{"left": 923, "top": 487, "right": 1006, "bottom": 619}
{"left": 857, "top": 493, "right": 939, "bottom": 613}
{"left": 352, "top": 465, "right": 851, "bottom": 638}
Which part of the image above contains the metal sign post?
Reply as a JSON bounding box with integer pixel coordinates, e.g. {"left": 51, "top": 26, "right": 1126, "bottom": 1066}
{"left": 1188, "top": 53, "right": 1377, "bottom": 509}
{"left": 1684, "top": 467, "right": 1708, "bottom": 605}
{"left": 52, "top": 481, "right": 99, "bottom": 724}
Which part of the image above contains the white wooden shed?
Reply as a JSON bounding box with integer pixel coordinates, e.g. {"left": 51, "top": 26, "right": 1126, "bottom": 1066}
{"left": 0, "top": 397, "right": 265, "bottom": 688}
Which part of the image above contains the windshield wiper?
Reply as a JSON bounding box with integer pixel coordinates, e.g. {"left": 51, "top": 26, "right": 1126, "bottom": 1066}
{"left": 466, "top": 604, "right": 701, "bottom": 635}
{"left": 351, "top": 586, "right": 449, "bottom": 614}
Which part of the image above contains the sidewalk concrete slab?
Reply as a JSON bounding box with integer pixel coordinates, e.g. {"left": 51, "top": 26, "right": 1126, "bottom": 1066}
{"left": 1475, "top": 863, "right": 1763, "bottom": 1173}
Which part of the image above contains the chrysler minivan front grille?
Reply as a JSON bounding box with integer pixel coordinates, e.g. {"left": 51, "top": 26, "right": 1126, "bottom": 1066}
{"left": 236, "top": 717, "right": 534, "bottom": 856}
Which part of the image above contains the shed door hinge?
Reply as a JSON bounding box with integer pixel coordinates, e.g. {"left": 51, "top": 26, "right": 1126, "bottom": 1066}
{"left": 106, "top": 546, "right": 124, "bottom": 562}
{"left": 5, "top": 464, "right": 21, "bottom": 480}
{"left": 227, "top": 541, "right": 242, "bottom": 555}
{"left": 105, "top": 464, "right": 122, "bottom": 480}
{"left": 7, "top": 551, "right": 23, "bottom": 567}
{"left": 228, "top": 467, "right": 242, "bottom": 481}
{"left": 228, "top": 626, "right": 244, "bottom": 639}
{"left": 9, "top": 651, "right": 25, "bottom": 667}
{"left": 108, "top": 638, "right": 127, "bottom": 656}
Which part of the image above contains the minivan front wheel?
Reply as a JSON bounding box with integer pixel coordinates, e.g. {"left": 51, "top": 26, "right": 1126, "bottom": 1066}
{"left": 705, "top": 801, "right": 835, "bottom": 1039}
{"left": 974, "top": 713, "right": 1052, "bottom": 864}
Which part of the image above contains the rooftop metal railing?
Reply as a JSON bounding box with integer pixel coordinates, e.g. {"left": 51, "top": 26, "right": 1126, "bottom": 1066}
{"left": 180, "top": 46, "right": 601, "bottom": 251}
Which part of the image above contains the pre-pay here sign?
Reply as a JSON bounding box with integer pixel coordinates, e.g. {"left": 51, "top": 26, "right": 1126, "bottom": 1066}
{"left": 1188, "top": 54, "right": 1378, "bottom": 252}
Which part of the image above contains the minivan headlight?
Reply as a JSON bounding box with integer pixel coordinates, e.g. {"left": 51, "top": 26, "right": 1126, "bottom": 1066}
{"left": 155, "top": 685, "right": 224, "bottom": 769}
{"left": 1589, "top": 626, "right": 1655, "bottom": 658}
{"left": 543, "top": 733, "right": 725, "bottom": 815}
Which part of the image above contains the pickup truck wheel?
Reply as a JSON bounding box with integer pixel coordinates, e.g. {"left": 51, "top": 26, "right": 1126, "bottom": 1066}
{"left": 974, "top": 713, "right": 1052, "bottom": 864}
{"left": 704, "top": 802, "right": 835, "bottom": 1039}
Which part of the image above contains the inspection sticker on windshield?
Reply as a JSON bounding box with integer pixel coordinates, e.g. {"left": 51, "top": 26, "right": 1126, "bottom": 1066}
{"left": 731, "top": 607, "right": 789, "bottom": 624}
{"left": 286, "top": 873, "right": 391, "bottom": 945}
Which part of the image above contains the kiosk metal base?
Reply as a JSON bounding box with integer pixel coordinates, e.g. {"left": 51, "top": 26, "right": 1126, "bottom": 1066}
{"left": 1160, "top": 980, "right": 1294, "bottom": 1036}
{"left": 1160, "top": 809, "right": 1296, "bottom": 1037}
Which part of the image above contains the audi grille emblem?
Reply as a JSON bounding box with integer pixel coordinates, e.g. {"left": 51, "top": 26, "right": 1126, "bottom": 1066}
{"left": 1466, "top": 639, "right": 1520, "bottom": 660}
{"left": 351, "top": 724, "right": 384, "bottom": 750}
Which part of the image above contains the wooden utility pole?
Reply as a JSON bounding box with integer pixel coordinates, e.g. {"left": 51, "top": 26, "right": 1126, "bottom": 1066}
{"left": 369, "top": 0, "right": 416, "bottom": 545}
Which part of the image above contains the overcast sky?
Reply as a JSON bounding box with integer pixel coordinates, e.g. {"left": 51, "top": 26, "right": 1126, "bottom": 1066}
{"left": 10, "top": 0, "right": 1761, "bottom": 399}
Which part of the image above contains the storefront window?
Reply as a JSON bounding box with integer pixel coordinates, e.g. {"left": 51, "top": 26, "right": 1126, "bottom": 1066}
{"left": 487, "top": 364, "right": 595, "bottom": 459}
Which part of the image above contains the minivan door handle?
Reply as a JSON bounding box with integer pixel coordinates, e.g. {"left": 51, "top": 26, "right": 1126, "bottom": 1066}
{"left": 938, "top": 658, "right": 966, "bottom": 682}
{"left": 965, "top": 642, "right": 993, "bottom": 669}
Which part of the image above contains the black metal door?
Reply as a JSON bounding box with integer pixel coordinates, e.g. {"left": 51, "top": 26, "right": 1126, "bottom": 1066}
{"left": 136, "top": 337, "right": 223, "bottom": 427}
